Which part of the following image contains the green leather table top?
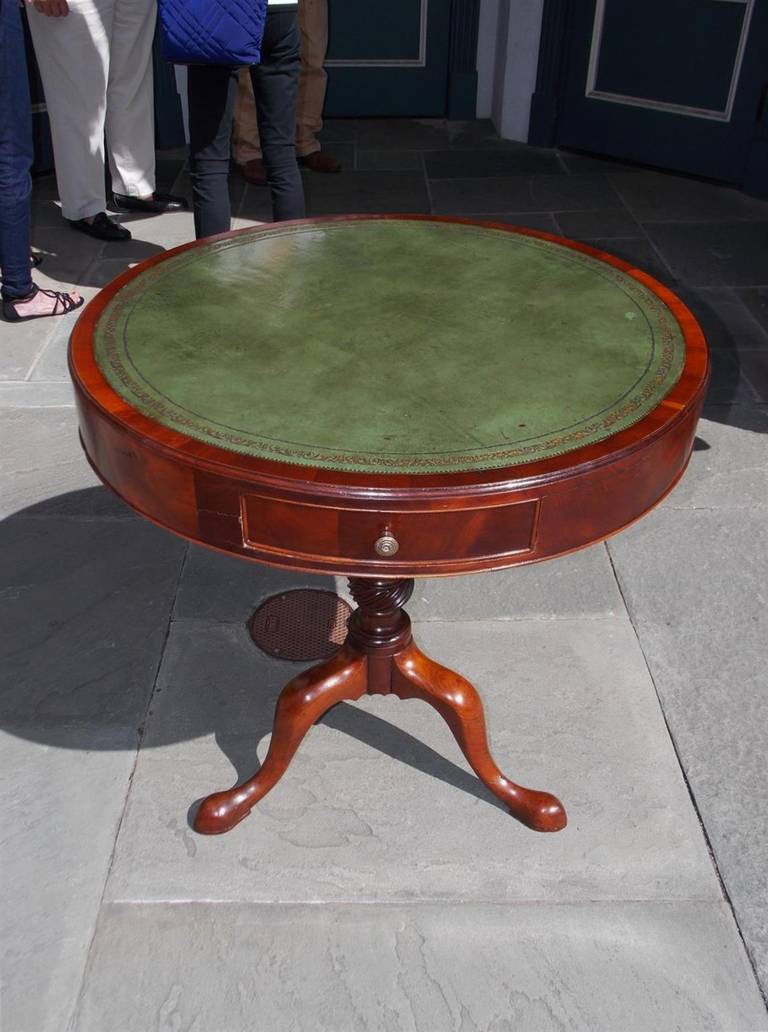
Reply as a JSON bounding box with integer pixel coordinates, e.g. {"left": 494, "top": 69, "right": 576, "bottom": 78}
{"left": 94, "top": 219, "right": 686, "bottom": 474}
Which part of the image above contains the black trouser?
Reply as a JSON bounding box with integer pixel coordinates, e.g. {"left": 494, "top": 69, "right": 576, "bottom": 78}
{"left": 187, "top": 8, "right": 305, "bottom": 239}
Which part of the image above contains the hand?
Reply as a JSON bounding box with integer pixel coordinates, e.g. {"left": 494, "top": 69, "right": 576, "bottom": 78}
{"left": 28, "top": 0, "right": 70, "bottom": 15}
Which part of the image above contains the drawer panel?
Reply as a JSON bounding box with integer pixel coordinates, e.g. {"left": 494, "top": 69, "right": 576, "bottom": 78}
{"left": 240, "top": 494, "right": 540, "bottom": 566}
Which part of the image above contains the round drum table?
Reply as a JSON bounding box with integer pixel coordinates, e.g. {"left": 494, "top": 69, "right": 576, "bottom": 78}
{"left": 69, "top": 216, "right": 709, "bottom": 836}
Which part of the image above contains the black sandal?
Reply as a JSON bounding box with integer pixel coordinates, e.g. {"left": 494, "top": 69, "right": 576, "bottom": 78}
{"left": 2, "top": 284, "right": 84, "bottom": 323}
{"left": 30, "top": 253, "right": 43, "bottom": 268}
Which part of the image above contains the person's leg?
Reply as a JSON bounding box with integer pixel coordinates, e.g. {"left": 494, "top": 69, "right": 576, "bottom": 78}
{"left": 26, "top": 0, "right": 112, "bottom": 221}
{"left": 0, "top": 0, "right": 82, "bottom": 319}
{"left": 295, "top": 0, "right": 327, "bottom": 158}
{"left": 187, "top": 64, "right": 239, "bottom": 239}
{"left": 251, "top": 9, "right": 305, "bottom": 222}
{"left": 0, "top": 0, "right": 34, "bottom": 301}
{"left": 104, "top": 0, "right": 156, "bottom": 199}
{"left": 0, "top": 0, "right": 83, "bottom": 319}
{"left": 233, "top": 68, "right": 263, "bottom": 166}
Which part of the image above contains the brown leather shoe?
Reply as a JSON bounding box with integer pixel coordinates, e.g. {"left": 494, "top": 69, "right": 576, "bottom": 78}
{"left": 239, "top": 159, "right": 267, "bottom": 186}
{"left": 298, "top": 151, "right": 342, "bottom": 173}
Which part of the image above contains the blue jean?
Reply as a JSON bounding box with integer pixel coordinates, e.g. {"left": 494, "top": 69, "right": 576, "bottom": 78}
{"left": 0, "top": 0, "right": 34, "bottom": 300}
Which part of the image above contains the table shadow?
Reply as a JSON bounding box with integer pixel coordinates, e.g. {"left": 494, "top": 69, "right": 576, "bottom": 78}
{"left": 209, "top": 702, "right": 508, "bottom": 829}
{"left": 1, "top": 488, "right": 507, "bottom": 822}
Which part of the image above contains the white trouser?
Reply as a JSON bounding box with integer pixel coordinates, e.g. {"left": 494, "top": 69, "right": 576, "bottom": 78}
{"left": 27, "top": 0, "right": 157, "bottom": 221}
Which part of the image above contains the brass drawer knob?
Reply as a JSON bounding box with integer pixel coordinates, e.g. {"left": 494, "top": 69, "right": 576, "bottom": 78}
{"left": 374, "top": 533, "right": 399, "bottom": 557}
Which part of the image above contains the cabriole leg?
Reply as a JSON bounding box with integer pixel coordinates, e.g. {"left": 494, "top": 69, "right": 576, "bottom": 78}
{"left": 391, "top": 642, "right": 567, "bottom": 832}
{"left": 194, "top": 644, "right": 367, "bottom": 834}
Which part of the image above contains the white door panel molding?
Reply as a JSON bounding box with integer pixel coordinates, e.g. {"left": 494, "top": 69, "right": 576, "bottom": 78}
{"left": 584, "top": 0, "right": 755, "bottom": 122}
{"left": 325, "top": 0, "right": 428, "bottom": 67}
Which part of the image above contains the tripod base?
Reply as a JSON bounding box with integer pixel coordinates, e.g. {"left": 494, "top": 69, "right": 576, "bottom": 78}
{"left": 194, "top": 579, "right": 567, "bottom": 836}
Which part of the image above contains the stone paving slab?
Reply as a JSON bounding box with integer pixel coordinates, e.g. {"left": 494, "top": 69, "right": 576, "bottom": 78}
{"left": 425, "top": 147, "right": 563, "bottom": 177}
{"left": 328, "top": 117, "right": 455, "bottom": 149}
{"left": 104, "top": 618, "right": 719, "bottom": 904}
{"left": 0, "top": 380, "right": 75, "bottom": 407}
{"left": 741, "top": 903, "right": 768, "bottom": 998}
{"left": 71, "top": 901, "right": 768, "bottom": 1032}
{"left": 608, "top": 505, "right": 768, "bottom": 991}
{"left": 556, "top": 151, "right": 639, "bottom": 174}
{"left": 430, "top": 174, "right": 624, "bottom": 214}
{"left": 642, "top": 221, "right": 768, "bottom": 287}
{"left": 27, "top": 313, "right": 80, "bottom": 382}
{"left": 739, "top": 350, "right": 768, "bottom": 402}
{"left": 706, "top": 349, "right": 763, "bottom": 405}
{"left": 0, "top": 407, "right": 103, "bottom": 517}
{"left": 554, "top": 208, "right": 642, "bottom": 239}
{"left": 348, "top": 546, "right": 625, "bottom": 621}
{"left": 9, "top": 484, "right": 136, "bottom": 519}
{"left": 0, "top": 727, "right": 138, "bottom": 1032}
{"left": 679, "top": 286, "right": 768, "bottom": 353}
{"left": 609, "top": 170, "right": 768, "bottom": 223}
{"left": 305, "top": 170, "right": 430, "bottom": 215}
{"left": 30, "top": 195, "right": 69, "bottom": 227}
{"left": 0, "top": 310, "right": 61, "bottom": 381}
{"left": 662, "top": 406, "right": 768, "bottom": 509}
{"left": 0, "top": 517, "right": 184, "bottom": 726}
{"left": 356, "top": 148, "right": 425, "bottom": 171}
{"left": 175, "top": 540, "right": 624, "bottom": 624}
{"left": 29, "top": 221, "right": 106, "bottom": 285}
{"left": 737, "top": 286, "right": 768, "bottom": 333}
{"left": 174, "top": 544, "right": 333, "bottom": 623}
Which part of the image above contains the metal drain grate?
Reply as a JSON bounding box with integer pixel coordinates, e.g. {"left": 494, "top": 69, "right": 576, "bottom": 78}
{"left": 248, "top": 589, "right": 353, "bottom": 662}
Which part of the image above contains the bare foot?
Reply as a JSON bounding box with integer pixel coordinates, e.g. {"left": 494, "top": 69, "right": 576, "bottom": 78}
{"left": 3, "top": 285, "right": 84, "bottom": 322}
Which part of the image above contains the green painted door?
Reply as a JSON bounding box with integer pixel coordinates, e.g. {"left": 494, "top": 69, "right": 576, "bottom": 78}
{"left": 324, "top": 0, "right": 452, "bottom": 116}
{"left": 537, "top": 0, "right": 768, "bottom": 193}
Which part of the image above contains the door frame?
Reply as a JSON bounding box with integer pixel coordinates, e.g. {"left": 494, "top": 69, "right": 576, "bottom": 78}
{"left": 448, "top": 0, "right": 482, "bottom": 118}
{"left": 528, "top": 0, "right": 768, "bottom": 194}
{"left": 324, "top": 0, "right": 482, "bottom": 119}
{"left": 528, "top": 0, "right": 576, "bottom": 147}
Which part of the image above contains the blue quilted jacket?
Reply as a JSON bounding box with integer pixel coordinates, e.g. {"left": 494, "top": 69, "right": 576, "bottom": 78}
{"left": 158, "top": 0, "right": 268, "bottom": 66}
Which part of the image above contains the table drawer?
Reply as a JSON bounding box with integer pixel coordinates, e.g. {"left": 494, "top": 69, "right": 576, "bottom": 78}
{"left": 240, "top": 493, "right": 540, "bottom": 567}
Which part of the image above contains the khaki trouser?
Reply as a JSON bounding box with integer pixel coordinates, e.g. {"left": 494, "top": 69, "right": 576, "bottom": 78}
{"left": 233, "top": 0, "right": 328, "bottom": 162}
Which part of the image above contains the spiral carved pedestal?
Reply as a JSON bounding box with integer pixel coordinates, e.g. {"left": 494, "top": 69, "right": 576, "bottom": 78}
{"left": 193, "top": 579, "right": 567, "bottom": 835}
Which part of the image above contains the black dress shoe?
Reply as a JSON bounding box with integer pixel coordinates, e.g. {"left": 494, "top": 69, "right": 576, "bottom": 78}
{"left": 112, "top": 192, "right": 189, "bottom": 214}
{"left": 68, "top": 211, "right": 132, "bottom": 241}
